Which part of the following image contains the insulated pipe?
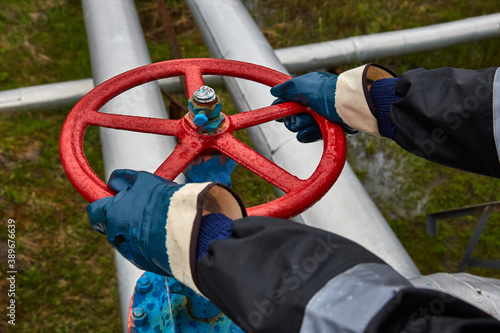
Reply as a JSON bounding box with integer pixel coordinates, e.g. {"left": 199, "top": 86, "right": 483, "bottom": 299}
{"left": 0, "top": 79, "right": 94, "bottom": 112}
{"left": 81, "top": 0, "right": 178, "bottom": 331}
{"left": 278, "top": 13, "right": 500, "bottom": 73}
{"left": 0, "top": 77, "right": 221, "bottom": 112}
{"left": 2, "top": 12, "right": 500, "bottom": 112}
{"left": 186, "top": 0, "right": 420, "bottom": 278}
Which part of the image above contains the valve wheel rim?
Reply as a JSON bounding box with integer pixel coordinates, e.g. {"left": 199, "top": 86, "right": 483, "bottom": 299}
{"left": 59, "top": 58, "right": 347, "bottom": 219}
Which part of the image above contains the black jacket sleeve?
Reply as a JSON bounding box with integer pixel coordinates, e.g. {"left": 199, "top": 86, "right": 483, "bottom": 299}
{"left": 196, "top": 216, "right": 500, "bottom": 332}
{"left": 390, "top": 66, "right": 500, "bottom": 177}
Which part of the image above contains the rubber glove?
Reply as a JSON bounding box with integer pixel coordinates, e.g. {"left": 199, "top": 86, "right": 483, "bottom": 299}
{"left": 272, "top": 64, "right": 398, "bottom": 140}
{"left": 271, "top": 72, "right": 356, "bottom": 143}
{"left": 87, "top": 169, "right": 245, "bottom": 293}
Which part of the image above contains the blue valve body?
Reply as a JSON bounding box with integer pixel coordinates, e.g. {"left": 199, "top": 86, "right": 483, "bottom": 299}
{"left": 129, "top": 272, "right": 243, "bottom": 332}
{"left": 188, "top": 86, "right": 224, "bottom": 132}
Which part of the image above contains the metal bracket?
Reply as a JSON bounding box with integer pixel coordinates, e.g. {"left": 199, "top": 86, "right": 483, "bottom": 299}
{"left": 426, "top": 201, "right": 500, "bottom": 272}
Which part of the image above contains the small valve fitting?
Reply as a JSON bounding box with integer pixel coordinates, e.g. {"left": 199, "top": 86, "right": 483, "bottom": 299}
{"left": 188, "top": 86, "right": 224, "bottom": 132}
{"left": 193, "top": 111, "right": 209, "bottom": 127}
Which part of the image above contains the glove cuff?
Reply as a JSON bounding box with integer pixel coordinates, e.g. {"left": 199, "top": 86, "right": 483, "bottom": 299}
{"left": 166, "top": 182, "right": 246, "bottom": 295}
{"left": 335, "top": 64, "right": 397, "bottom": 136}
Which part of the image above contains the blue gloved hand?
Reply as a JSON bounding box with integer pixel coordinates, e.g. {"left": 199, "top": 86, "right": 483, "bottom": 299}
{"left": 271, "top": 72, "right": 356, "bottom": 143}
{"left": 87, "top": 169, "right": 245, "bottom": 293}
{"left": 87, "top": 170, "right": 177, "bottom": 276}
{"left": 271, "top": 65, "right": 399, "bottom": 139}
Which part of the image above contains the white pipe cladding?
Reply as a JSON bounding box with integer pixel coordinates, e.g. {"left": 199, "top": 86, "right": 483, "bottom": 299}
{"left": 81, "top": 0, "right": 179, "bottom": 331}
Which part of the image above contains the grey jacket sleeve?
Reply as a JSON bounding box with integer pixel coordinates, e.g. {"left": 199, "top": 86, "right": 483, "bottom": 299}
{"left": 196, "top": 216, "right": 500, "bottom": 332}
{"left": 390, "top": 67, "right": 500, "bottom": 177}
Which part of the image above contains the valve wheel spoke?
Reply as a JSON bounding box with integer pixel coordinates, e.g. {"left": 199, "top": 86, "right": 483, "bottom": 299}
{"left": 154, "top": 136, "right": 206, "bottom": 179}
{"left": 85, "top": 111, "right": 181, "bottom": 136}
{"left": 229, "top": 103, "right": 304, "bottom": 130}
{"left": 216, "top": 134, "right": 302, "bottom": 193}
{"left": 183, "top": 66, "right": 206, "bottom": 97}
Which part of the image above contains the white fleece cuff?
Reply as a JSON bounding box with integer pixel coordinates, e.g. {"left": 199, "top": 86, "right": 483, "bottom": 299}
{"left": 166, "top": 182, "right": 245, "bottom": 295}
{"left": 335, "top": 64, "right": 396, "bottom": 136}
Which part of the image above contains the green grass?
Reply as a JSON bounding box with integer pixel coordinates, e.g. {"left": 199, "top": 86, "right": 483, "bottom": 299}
{"left": 0, "top": 110, "right": 116, "bottom": 332}
{"left": 1, "top": 0, "right": 500, "bottom": 331}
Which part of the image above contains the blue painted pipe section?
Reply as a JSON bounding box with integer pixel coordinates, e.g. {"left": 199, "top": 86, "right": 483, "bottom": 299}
{"left": 129, "top": 272, "right": 243, "bottom": 332}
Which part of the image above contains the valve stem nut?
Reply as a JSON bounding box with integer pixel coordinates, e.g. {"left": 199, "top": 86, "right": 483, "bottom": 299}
{"left": 193, "top": 86, "right": 216, "bottom": 103}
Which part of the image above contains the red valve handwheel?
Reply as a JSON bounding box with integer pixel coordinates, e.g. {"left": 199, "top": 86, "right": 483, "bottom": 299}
{"left": 59, "top": 58, "right": 346, "bottom": 219}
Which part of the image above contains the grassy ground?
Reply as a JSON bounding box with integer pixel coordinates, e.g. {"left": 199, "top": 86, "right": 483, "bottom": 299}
{"left": 1, "top": 0, "right": 499, "bottom": 331}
